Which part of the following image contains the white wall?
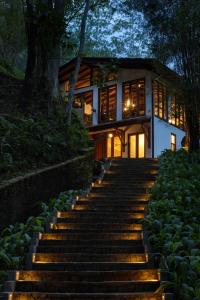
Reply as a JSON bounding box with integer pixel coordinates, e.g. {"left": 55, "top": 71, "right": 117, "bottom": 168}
{"left": 154, "top": 117, "right": 185, "bottom": 157}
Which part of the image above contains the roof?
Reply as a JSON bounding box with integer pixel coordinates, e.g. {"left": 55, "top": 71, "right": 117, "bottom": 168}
{"left": 59, "top": 57, "right": 181, "bottom": 83}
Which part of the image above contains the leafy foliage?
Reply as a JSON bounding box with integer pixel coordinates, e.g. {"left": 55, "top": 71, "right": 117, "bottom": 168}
{"left": 145, "top": 149, "right": 200, "bottom": 299}
{"left": 0, "top": 109, "right": 90, "bottom": 182}
{"left": 0, "top": 188, "right": 84, "bottom": 291}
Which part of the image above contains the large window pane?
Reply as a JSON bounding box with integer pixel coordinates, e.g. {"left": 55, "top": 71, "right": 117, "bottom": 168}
{"left": 123, "top": 79, "right": 145, "bottom": 119}
{"left": 99, "top": 85, "right": 116, "bottom": 123}
{"left": 129, "top": 135, "right": 137, "bottom": 158}
{"left": 138, "top": 133, "right": 145, "bottom": 158}
{"left": 74, "top": 92, "right": 93, "bottom": 126}
{"left": 114, "top": 136, "right": 121, "bottom": 157}
{"left": 153, "top": 81, "right": 167, "bottom": 120}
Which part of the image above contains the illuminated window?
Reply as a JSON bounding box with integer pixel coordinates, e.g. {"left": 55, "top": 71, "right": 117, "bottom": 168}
{"left": 114, "top": 136, "right": 121, "bottom": 157}
{"left": 153, "top": 81, "right": 167, "bottom": 120}
{"left": 129, "top": 135, "right": 137, "bottom": 158}
{"left": 171, "top": 133, "right": 176, "bottom": 151}
{"left": 73, "top": 92, "right": 93, "bottom": 126}
{"left": 170, "top": 95, "right": 185, "bottom": 130}
{"left": 107, "top": 134, "right": 121, "bottom": 157}
{"left": 107, "top": 137, "right": 112, "bottom": 157}
{"left": 129, "top": 133, "right": 145, "bottom": 158}
{"left": 99, "top": 85, "right": 116, "bottom": 123}
{"left": 123, "top": 79, "right": 145, "bottom": 119}
{"left": 138, "top": 133, "right": 145, "bottom": 158}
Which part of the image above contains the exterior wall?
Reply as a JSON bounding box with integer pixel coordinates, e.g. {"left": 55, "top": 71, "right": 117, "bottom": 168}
{"left": 154, "top": 117, "right": 185, "bottom": 157}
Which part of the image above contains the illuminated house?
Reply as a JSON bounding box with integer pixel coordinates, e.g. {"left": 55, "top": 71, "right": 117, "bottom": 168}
{"left": 59, "top": 57, "right": 186, "bottom": 159}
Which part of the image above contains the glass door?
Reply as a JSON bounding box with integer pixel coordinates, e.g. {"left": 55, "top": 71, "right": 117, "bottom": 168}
{"left": 129, "top": 133, "right": 145, "bottom": 158}
{"left": 107, "top": 135, "right": 122, "bottom": 158}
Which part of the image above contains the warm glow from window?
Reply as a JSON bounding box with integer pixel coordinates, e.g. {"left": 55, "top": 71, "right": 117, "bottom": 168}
{"left": 107, "top": 137, "right": 112, "bottom": 157}
{"left": 114, "top": 136, "right": 121, "bottom": 157}
{"left": 171, "top": 133, "right": 176, "bottom": 151}
{"left": 138, "top": 133, "right": 145, "bottom": 158}
{"left": 130, "top": 135, "right": 137, "bottom": 158}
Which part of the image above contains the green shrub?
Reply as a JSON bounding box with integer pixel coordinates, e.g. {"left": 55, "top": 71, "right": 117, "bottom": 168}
{"left": 0, "top": 110, "right": 90, "bottom": 181}
{"left": 145, "top": 149, "right": 200, "bottom": 299}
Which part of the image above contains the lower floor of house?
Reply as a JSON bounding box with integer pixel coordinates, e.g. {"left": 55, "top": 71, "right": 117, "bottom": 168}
{"left": 89, "top": 118, "right": 185, "bottom": 160}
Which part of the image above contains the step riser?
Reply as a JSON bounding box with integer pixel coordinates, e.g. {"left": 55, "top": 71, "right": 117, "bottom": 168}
{"left": 36, "top": 246, "right": 145, "bottom": 254}
{"left": 8, "top": 292, "right": 164, "bottom": 300}
{"left": 40, "top": 232, "right": 142, "bottom": 241}
{"left": 38, "top": 240, "right": 143, "bottom": 247}
{"left": 32, "top": 262, "right": 149, "bottom": 271}
{"left": 73, "top": 206, "right": 146, "bottom": 211}
{"left": 15, "top": 281, "right": 160, "bottom": 293}
{"left": 49, "top": 224, "right": 143, "bottom": 231}
{"left": 17, "top": 269, "right": 159, "bottom": 282}
{"left": 33, "top": 253, "right": 147, "bottom": 263}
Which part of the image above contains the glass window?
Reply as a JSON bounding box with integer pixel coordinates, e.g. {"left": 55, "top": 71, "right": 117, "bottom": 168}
{"left": 99, "top": 85, "right": 116, "bottom": 123}
{"left": 138, "top": 133, "right": 145, "bottom": 158}
{"left": 123, "top": 79, "right": 145, "bottom": 119}
{"left": 114, "top": 136, "right": 121, "bottom": 157}
{"left": 74, "top": 92, "right": 93, "bottom": 126}
{"left": 153, "top": 80, "right": 167, "bottom": 120}
{"left": 171, "top": 133, "right": 176, "bottom": 151}
{"left": 170, "top": 95, "right": 185, "bottom": 130}
{"left": 129, "top": 135, "right": 137, "bottom": 158}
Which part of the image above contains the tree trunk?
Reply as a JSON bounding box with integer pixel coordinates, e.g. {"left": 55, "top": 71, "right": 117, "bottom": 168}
{"left": 67, "top": 0, "right": 90, "bottom": 125}
{"left": 21, "top": 0, "right": 64, "bottom": 114}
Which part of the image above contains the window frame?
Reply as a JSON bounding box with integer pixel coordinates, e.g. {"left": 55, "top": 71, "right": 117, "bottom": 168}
{"left": 98, "top": 84, "right": 117, "bottom": 124}
{"left": 171, "top": 133, "right": 176, "bottom": 151}
{"left": 122, "top": 78, "right": 146, "bottom": 119}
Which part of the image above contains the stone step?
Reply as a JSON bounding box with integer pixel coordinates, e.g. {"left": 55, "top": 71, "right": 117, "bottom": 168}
{"left": 36, "top": 245, "right": 145, "bottom": 254}
{"left": 57, "top": 211, "right": 145, "bottom": 219}
{"left": 56, "top": 217, "right": 144, "bottom": 224}
{"left": 72, "top": 205, "right": 145, "bottom": 212}
{"left": 76, "top": 200, "right": 148, "bottom": 207}
{"left": 40, "top": 232, "right": 143, "bottom": 241}
{"left": 32, "top": 253, "right": 147, "bottom": 263}
{"left": 87, "top": 194, "right": 150, "bottom": 201}
{"left": 7, "top": 292, "right": 164, "bottom": 300}
{"left": 49, "top": 223, "right": 143, "bottom": 231}
{"left": 103, "top": 175, "right": 157, "bottom": 180}
{"left": 16, "top": 269, "right": 159, "bottom": 282}
{"left": 38, "top": 239, "right": 143, "bottom": 247}
{"left": 15, "top": 280, "right": 160, "bottom": 293}
{"left": 32, "top": 262, "right": 150, "bottom": 271}
{"left": 90, "top": 191, "right": 151, "bottom": 195}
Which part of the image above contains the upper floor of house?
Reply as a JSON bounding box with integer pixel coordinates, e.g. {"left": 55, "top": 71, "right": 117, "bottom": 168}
{"left": 59, "top": 57, "right": 185, "bottom": 131}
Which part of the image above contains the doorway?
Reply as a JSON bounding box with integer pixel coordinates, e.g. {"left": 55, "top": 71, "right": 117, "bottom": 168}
{"left": 107, "top": 135, "right": 122, "bottom": 158}
{"left": 128, "top": 133, "right": 145, "bottom": 158}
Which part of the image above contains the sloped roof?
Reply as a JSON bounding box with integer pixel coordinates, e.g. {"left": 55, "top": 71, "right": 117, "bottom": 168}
{"left": 59, "top": 57, "right": 181, "bottom": 83}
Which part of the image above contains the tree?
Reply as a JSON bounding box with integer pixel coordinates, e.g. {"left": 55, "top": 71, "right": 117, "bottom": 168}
{"left": 0, "top": 0, "right": 26, "bottom": 68}
{"left": 124, "top": 0, "right": 200, "bottom": 150}
{"left": 21, "top": 0, "right": 84, "bottom": 114}
{"left": 66, "top": 0, "right": 151, "bottom": 59}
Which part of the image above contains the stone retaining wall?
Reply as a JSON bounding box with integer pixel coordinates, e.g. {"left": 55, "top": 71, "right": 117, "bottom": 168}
{"left": 0, "top": 149, "right": 93, "bottom": 230}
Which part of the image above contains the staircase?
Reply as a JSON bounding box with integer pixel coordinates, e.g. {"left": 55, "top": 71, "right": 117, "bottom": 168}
{"left": 3, "top": 158, "right": 169, "bottom": 300}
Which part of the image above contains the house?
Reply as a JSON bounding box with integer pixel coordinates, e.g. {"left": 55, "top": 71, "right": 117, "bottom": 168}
{"left": 59, "top": 57, "right": 186, "bottom": 159}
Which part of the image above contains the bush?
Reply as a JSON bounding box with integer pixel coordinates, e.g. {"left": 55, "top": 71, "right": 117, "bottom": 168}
{"left": 0, "top": 109, "right": 90, "bottom": 182}
{"left": 145, "top": 149, "right": 200, "bottom": 299}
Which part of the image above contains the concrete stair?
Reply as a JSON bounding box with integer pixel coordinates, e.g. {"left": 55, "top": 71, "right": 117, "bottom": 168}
{"left": 3, "top": 158, "right": 171, "bottom": 300}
